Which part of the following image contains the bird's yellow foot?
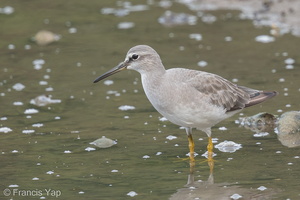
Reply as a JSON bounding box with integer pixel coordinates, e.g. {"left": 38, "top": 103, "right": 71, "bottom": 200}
{"left": 172, "top": 128, "right": 197, "bottom": 163}
{"left": 174, "top": 152, "right": 197, "bottom": 162}
{"left": 188, "top": 133, "right": 195, "bottom": 162}
{"left": 207, "top": 137, "right": 215, "bottom": 173}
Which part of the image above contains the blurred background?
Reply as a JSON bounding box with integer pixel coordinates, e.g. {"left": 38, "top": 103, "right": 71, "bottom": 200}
{"left": 0, "top": 0, "right": 299, "bottom": 199}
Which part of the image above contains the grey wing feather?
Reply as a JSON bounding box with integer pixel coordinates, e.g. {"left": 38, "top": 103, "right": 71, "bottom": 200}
{"left": 187, "top": 72, "right": 252, "bottom": 111}
{"left": 182, "top": 70, "right": 277, "bottom": 112}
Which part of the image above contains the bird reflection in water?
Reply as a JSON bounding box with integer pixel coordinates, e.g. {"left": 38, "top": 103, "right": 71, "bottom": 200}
{"left": 170, "top": 152, "right": 277, "bottom": 200}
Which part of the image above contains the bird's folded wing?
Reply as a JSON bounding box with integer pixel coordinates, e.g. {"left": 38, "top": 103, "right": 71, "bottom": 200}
{"left": 186, "top": 72, "right": 252, "bottom": 112}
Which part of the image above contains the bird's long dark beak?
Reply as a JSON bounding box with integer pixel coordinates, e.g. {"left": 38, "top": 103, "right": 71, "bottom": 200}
{"left": 93, "top": 62, "right": 127, "bottom": 83}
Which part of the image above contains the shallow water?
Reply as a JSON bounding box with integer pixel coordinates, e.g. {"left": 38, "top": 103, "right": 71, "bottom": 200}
{"left": 1, "top": 0, "right": 300, "bottom": 199}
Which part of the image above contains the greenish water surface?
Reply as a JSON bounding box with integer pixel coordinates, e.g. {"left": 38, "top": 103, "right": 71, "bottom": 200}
{"left": 0, "top": 0, "right": 299, "bottom": 199}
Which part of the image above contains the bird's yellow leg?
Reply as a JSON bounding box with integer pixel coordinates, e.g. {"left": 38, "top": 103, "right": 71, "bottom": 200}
{"left": 207, "top": 136, "right": 214, "bottom": 173}
{"left": 187, "top": 133, "right": 195, "bottom": 163}
{"left": 207, "top": 136, "right": 213, "bottom": 153}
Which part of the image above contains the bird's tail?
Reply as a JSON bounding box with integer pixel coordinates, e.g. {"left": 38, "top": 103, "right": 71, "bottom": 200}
{"left": 244, "top": 89, "right": 278, "bottom": 108}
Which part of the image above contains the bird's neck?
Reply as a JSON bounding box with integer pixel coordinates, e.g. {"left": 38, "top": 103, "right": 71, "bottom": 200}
{"left": 141, "top": 66, "right": 165, "bottom": 89}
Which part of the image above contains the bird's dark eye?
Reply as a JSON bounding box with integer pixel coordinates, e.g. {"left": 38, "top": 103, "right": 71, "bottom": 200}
{"left": 132, "top": 54, "right": 139, "bottom": 60}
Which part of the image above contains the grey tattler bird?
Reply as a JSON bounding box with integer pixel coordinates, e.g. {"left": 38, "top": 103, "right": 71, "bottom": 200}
{"left": 93, "top": 45, "right": 277, "bottom": 162}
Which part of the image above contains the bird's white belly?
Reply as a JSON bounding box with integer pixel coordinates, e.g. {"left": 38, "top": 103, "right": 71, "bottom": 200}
{"left": 157, "top": 101, "right": 229, "bottom": 129}
{"left": 145, "top": 89, "right": 230, "bottom": 130}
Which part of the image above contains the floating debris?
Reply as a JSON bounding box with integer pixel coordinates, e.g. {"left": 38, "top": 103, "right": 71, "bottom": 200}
{"left": 106, "top": 90, "right": 120, "bottom": 96}
{"left": 215, "top": 141, "right": 242, "bottom": 153}
{"left": 127, "top": 191, "right": 138, "bottom": 197}
{"left": 89, "top": 136, "right": 116, "bottom": 148}
{"left": 8, "top": 184, "right": 19, "bottom": 188}
{"left": 257, "top": 186, "right": 267, "bottom": 191}
{"left": 218, "top": 126, "right": 227, "bottom": 131}
{"left": 39, "top": 81, "right": 48, "bottom": 85}
{"left": 13, "top": 101, "right": 24, "bottom": 106}
{"left": 212, "top": 138, "right": 219, "bottom": 143}
{"left": 68, "top": 27, "right": 77, "bottom": 34}
{"left": 255, "top": 35, "right": 275, "bottom": 43}
{"left": 30, "top": 95, "right": 61, "bottom": 106}
{"left": 101, "top": 8, "right": 129, "bottom": 17}
{"left": 125, "top": 4, "right": 149, "bottom": 12}
{"left": 8, "top": 44, "right": 15, "bottom": 50}
{"left": 117, "top": 22, "right": 135, "bottom": 29}
{"left": 24, "top": 108, "right": 39, "bottom": 114}
{"left": 24, "top": 44, "right": 31, "bottom": 50}
{"left": 158, "top": 0, "right": 173, "bottom": 8}
{"left": 230, "top": 193, "right": 243, "bottom": 200}
{"left": 12, "top": 83, "right": 25, "bottom": 91}
{"left": 0, "top": 6, "right": 14, "bottom": 15}
{"left": 285, "top": 64, "right": 294, "bottom": 70}
{"left": 22, "top": 130, "right": 35, "bottom": 134}
{"left": 189, "top": 33, "right": 202, "bottom": 41}
{"left": 201, "top": 151, "right": 216, "bottom": 158}
{"left": 284, "top": 58, "right": 295, "bottom": 65}
{"left": 253, "top": 132, "right": 270, "bottom": 137}
{"left": 32, "top": 30, "right": 61, "bottom": 46}
{"left": 101, "top": 3, "right": 148, "bottom": 17}
{"left": 45, "top": 87, "right": 54, "bottom": 92}
{"left": 85, "top": 147, "right": 96, "bottom": 152}
{"left": 159, "top": 116, "right": 168, "bottom": 122}
{"left": 197, "top": 60, "right": 208, "bottom": 67}
{"left": 33, "top": 59, "right": 45, "bottom": 70}
{"left": 103, "top": 80, "right": 114, "bottom": 86}
{"left": 118, "top": 105, "right": 135, "bottom": 111}
{"left": 201, "top": 14, "right": 217, "bottom": 24}
{"left": 166, "top": 135, "right": 177, "bottom": 140}
{"left": 224, "top": 36, "right": 233, "bottom": 41}
{"left": 44, "top": 75, "right": 50, "bottom": 79}
{"left": 0, "top": 127, "right": 12, "bottom": 133}
{"left": 232, "top": 78, "right": 238, "bottom": 83}
{"left": 284, "top": 58, "right": 295, "bottom": 69}
{"left": 158, "top": 10, "right": 197, "bottom": 26}
{"left": 63, "top": 150, "right": 72, "bottom": 154}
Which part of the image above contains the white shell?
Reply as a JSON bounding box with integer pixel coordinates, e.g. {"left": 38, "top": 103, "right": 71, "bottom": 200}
{"left": 90, "top": 136, "right": 116, "bottom": 148}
